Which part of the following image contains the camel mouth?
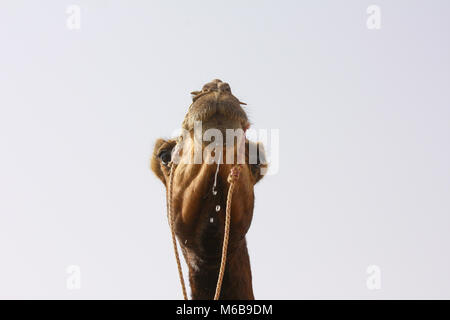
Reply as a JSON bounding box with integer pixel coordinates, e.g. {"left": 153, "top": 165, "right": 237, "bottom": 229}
{"left": 181, "top": 79, "right": 250, "bottom": 132}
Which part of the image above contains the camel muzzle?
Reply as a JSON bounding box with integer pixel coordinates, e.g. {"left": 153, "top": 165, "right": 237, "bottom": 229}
{"left": 182, "top": 79, "right": 250, "bottom": 133}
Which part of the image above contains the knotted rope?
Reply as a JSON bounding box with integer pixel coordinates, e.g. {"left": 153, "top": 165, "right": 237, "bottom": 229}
{"left": 214, "top": 164, "right": 242, "bottom": 300}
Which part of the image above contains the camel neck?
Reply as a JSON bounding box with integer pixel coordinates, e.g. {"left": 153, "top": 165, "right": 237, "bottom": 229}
{"left": 187, "top": 238, "right": 254, "bottom": 300}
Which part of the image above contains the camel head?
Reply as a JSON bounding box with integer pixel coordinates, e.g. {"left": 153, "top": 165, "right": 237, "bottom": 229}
{"left": 151, "top": 79, "right": 267, "bottom": 299}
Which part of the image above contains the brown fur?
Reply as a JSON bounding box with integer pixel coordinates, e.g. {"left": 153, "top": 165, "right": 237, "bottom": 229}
{"left": 151, "top": 80, "right": 266, "bottom": 299}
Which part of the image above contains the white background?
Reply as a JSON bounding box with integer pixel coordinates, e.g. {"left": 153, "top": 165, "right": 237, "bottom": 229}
{"left": 0, "top": 1, "right": 449, "bottom": 299}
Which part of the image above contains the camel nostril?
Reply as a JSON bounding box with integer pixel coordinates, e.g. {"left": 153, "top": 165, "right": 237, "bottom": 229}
{"left": 218, "top": 82, "right": 231, "bottom": 93}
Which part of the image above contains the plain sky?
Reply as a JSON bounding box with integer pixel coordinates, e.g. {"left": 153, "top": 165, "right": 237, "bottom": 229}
{"left": 0, "top": 1, "right": 449, "bottom": 299}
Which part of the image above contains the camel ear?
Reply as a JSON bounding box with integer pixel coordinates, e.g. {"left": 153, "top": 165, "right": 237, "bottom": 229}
{"left": 151, "top": 138, "right": 177, "bottom": 185}
{"left": 247, "top": 141, "right": 268, "bottom": 184}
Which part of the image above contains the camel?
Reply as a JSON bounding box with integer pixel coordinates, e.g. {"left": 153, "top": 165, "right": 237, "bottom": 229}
{"left": 151, "top": 79, "right": 267, "bottom": 300}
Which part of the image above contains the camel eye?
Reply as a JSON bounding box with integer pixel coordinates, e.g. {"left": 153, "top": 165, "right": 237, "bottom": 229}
{"left": 250, "top": 163, "right": 261, "bottom": 176}
{"left": 158, "top": 149, "right": 172, "bottom": 165}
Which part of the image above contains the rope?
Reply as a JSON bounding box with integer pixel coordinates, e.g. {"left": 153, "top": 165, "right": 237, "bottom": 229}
{"left": 167, "top": 161, "right": 242, "bottom": 300}
{"left": 214, "top": 164, "right": 242, "bottom": 300}
{"left": 167, "top": 163, "right": 188, "bottom": 300}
